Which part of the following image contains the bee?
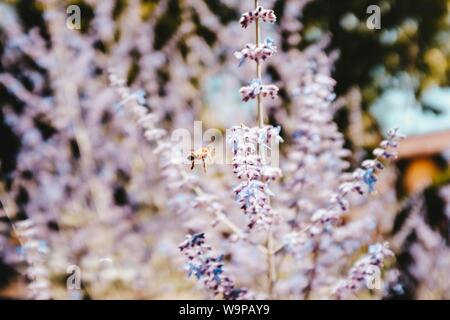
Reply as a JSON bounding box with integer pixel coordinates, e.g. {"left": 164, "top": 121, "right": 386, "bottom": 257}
{"left": 188, "top": 137, "right": 216, "bottom": 173}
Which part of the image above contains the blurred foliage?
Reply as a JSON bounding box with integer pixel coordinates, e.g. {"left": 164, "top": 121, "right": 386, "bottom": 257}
{"left": 3, "top": 0, "right": 449, "bottom": 102}
{"left": 297, "top": 0, "right": 450, "bottom": 105}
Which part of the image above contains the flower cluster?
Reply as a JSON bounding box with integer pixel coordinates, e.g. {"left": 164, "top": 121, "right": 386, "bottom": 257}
{"left": 334, "top": 242, "right": 394, "bottom": 299}
{"left": 179, "top": 233, "right": 254, "bottom": 300}
{"left": 234, "top": 38, "right": 277, "bottom": 66}
{"left": 240, "top": 6, "right": 277, "bottom": 29}
{"left": 227, "top": 125, "right": 282, "bottom": 229}
{"left": 314, "top": 128, "right": 404, "bottom": 226}
{"left": 239, "top": 79, "right": 279, "bottom": 102}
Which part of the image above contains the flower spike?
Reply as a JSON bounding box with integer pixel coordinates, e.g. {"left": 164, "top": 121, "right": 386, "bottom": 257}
{"left": 234, "top": 37, "right": 277, "bottom": 66}
{"left": 239, "top": 79, "right": 279, "bottom": 102}
{"left": 239, "top": 6, "right": 277, "bottom": 29}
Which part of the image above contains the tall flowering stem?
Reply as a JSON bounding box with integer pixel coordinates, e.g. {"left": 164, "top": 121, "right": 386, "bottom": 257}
{"left": 232, "top": 0, "right": 280, "bottom": 298}
{"left": 232, "top": 1, "right": 281, "bottom": 229}
{"left": 254, "top": 0, "right": 274, "bottom": 298}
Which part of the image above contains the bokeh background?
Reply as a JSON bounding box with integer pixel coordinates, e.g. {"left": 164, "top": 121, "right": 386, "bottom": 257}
{"left": 1, "top": 0, "right": 450, "bottom": 299}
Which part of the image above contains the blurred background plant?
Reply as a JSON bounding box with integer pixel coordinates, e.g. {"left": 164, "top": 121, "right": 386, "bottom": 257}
{"left": 0, "top": 0, "right": 449, "bottom": 299}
